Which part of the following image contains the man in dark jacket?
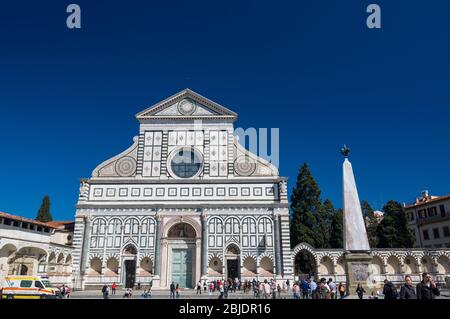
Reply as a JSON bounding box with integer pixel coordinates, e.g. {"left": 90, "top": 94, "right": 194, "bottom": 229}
{"left": 400, "top": 275, "right": 417, "bottom": 299}
{"left": 382, "top": 279, "right": 398, "bottom": 299}
{"left": 416, "top": 272, "right": 440, "bottom": 299}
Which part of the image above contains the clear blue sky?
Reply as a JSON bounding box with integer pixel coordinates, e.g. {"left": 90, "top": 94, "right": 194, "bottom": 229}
{"left": 0, "top": 0, "right": 449, "bottom": 220}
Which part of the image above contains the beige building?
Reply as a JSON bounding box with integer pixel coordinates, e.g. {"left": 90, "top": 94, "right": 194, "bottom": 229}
{"left": 0, "top": 212, "right": 74, "bottom": 286}
{"left": 404, "top": 191, "right": 450, "bottom": 249}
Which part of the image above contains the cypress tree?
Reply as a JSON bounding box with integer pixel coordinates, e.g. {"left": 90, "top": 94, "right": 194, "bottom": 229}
{"left": 290, "top": 163, "right": 323, "bottom": 248}
{"left": 36, "top": 195, "right": 53, "bottom": 223}
{"left": 329, "top": 208, "right": 343, "bottom": 248}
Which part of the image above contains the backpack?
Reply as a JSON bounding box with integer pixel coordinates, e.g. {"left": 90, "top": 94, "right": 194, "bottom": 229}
{"left": 102, "top": 286, "right": 106, "bottom": 293}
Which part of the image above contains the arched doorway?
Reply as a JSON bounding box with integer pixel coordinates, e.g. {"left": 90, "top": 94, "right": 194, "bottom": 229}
{"left": 20, "top": 264, "right": 28, "bottom": 275}
{"left": 294, "top": 250, "right": 317, "bottom": 279}
{"left": 122, "top": 244, "right": 137, "bottom": 288}
{"left": 225, "top": 244, "right": 240, "bottom": 280}
{"left": 167, "top": 222, "right": 197, "bottom": 288}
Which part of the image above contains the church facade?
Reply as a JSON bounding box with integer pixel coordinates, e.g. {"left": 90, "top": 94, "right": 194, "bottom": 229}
{"left": 71, "top": 89, "right": 293, "bottom": 289}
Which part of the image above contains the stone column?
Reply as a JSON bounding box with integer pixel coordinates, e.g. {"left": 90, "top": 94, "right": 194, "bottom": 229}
{"left": 80, "top": 216, "right": 91, "bottom": 275}
{"left": 273, "top": 213, "right": 282, "bottom": 277}
{"left": 201, "top": 213, "right": 208, "bottom": 278}
{"left": 154, "top": 213, "right": 162, "bottom": 276}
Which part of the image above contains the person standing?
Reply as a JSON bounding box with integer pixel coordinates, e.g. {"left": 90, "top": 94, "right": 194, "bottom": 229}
{"left": 196, "top": 280, "right": 202, "bottom": 294}
{"left": 399, "top": 275, "right": 417, "bottom": 299}
{"left": 300, "top": 279, "right": 309, "bottom": 299}
{"left": 169, "top": 282, "right": 175, "bottom": 299}
{"left": 416, "top": 272, "right": 440, "bottom": 299}
{"left": 328, "top": 278, "right": 337, "bottom": 299}
{"left": 176, "top": 284, "right": 180, "bottom": 298}
{"left": 338, "top": 282, "right": 345, "bottom": 299}
{"left": 102, "top": 284, "right": 109, "bottom": 299}
{"left": 309, "top": 279, "right": 317, "bottom": 299}
{"left": 111, "top": 282, "right": 117, "bottom": 295}
{"left": 356, "top": 284, "right": 366, "bottom": 300}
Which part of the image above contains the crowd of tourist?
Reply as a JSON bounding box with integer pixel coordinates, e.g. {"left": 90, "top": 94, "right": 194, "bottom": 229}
{"left": 99, "top": 272, "right": 442, "bottom": 300}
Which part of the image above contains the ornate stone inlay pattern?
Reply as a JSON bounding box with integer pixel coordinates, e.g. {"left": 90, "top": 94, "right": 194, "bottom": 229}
{"left": 234, "top": 156, "right": 257, "bottom": 176}
{"left": 177, "top": 99, "right": 197, "bottom": 115}
{"left": 115, "top": 157, "right": 137, "bottom": 177}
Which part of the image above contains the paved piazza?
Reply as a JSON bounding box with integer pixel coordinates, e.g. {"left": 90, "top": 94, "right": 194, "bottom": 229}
{"left": 69, "top": 288, "right": 449, "bottom": 299}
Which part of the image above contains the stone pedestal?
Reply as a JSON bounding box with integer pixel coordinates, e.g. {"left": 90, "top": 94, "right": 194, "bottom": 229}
{"left": 344, "top": 252, "right": 372, "bottom": 296}
{"left": 151, "top": 275, "right": 161, "bottom": 288}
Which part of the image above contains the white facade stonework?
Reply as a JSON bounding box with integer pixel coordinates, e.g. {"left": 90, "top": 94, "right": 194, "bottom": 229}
{"left": 0, "top": 214, "right": 73, "bottom": 286}
{"left": 72, "top": 89, "right": 292, "bottom": 290}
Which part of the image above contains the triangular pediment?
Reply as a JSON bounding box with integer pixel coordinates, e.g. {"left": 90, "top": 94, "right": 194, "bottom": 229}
{"left": 136, "top": 89, "right": 237, "bottom": 121}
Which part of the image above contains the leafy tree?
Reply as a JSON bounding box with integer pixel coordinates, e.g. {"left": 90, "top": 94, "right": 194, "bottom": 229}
{"left": 361, "top": 200, "right": 379, "bottom": 248}
{"left": 36, "top": 195, "right": 53, "bottom": 223}
{"left": 377, "top": 200, "right": 415, "bottom": 248}
{"left": 290, "top": 163, "right": 322, "bottom": 248}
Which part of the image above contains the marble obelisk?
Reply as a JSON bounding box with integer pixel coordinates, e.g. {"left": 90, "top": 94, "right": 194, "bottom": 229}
{"left": 340, "top": 145, "right": 372, "bottom": 295}
{"left": 342, "top": 151, "right": 370, "bottom": 252}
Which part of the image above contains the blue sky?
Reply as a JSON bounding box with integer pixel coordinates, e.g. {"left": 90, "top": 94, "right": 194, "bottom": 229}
{"left": 0, "top": 0, "right": 449, "bottom": 220}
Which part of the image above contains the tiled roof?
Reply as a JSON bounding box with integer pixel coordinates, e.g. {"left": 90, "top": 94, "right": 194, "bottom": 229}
{"left": 0, "top": 211, "right": 56, "bottom": 228}
{"left": 46, "top": 221, "right": 74, "bottom": 228}
{"left": 405, "top": 194, "right": 450, "bottom": 209}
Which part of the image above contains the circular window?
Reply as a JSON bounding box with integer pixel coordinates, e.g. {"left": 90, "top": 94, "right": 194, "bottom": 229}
{"left": 170, "top": 147, "right": 203, "bottom": 178}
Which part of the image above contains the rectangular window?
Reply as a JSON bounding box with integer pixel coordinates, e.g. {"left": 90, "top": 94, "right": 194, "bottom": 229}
{"left": 98, "top": 237, "right": 104, "bottom": 248}
{"left": 433, "top": 228, "right": 440, "bottom": 239}
{"left": 20, "top": 280, "right": 33, "bottom": 288}
{"left": 440, "top": 205, "right": 446, "bottom": 217}
{"left": 423, "top": 230, "right": 430, "bottom": 240}
{"left": 4, "top": 219, "right": 11, "bottom": 225}
{"left": 443, "top": 226, "right": 450, "bottom": 238}
{"left": 428, "top": 207, "right": 437, "bottom": 217}
{"left": 107, "top": 236, "right": 113, "bottom": 248}
{"left": 22, "top": 223, "right": 28, "bottom": 229}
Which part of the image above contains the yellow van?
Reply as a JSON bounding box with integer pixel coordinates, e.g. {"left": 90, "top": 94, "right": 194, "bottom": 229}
{"left": 1, "top": 276, "right": 60, "bottom": 299}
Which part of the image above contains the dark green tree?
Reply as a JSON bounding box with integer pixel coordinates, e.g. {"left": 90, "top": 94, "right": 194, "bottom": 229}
{"left": 329, "top": 208, "right": 343, "bottom": 248}
{"left": 377, "top": 200, "right": 415, "bottom": 248}
{"left": 290, "top": 163, "right": 322, "bottom": 248}
{"left": 361, "top": 200, "right": 379, "bottom": 248}
{"left": 36, "top": 195, "right": 53, "bottom": 223}
{"left": 315, "top": 199, "right": 336, "bottom": 248}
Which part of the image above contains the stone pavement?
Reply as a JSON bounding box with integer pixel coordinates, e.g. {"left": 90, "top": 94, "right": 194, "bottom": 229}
{"left": 68, "top": 288, "right": 450, "bottom": 299}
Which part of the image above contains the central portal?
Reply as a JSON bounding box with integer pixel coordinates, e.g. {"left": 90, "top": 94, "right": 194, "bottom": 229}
{"left": 227, "top": 260, "right": 239, "bottom": 279}
{"left": 124, "top": 259, "right": 136, "bottom": 288}
{"left": 171, "top": 249, "right": 193, "bottom": 288}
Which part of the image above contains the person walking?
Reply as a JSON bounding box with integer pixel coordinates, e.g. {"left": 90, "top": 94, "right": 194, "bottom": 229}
{"left": 399, "top": 275, "right": 417, "bottom": 299}
{"left": 382, "top": 279, "right": 399, "bottom": 299}
{"left": 356, "top": 284, "right": 366, "bottom": 300}
{"left": 169, "top": 282, "right": 175, "bottom": 299}
{"left": 416, "top": 272, "right": 440, "bottom": 299}
{"left": 196, "top": 280, "right": 202, "bottom": 294}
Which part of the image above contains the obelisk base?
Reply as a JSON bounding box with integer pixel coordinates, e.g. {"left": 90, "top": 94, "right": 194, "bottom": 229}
{"left": 344, "top": 252, "right": 372, "bottom": 296}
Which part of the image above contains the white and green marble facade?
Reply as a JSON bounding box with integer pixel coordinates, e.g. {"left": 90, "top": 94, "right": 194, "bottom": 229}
{"left": 72, "top": 89, "right": 293, "bottom": 290}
